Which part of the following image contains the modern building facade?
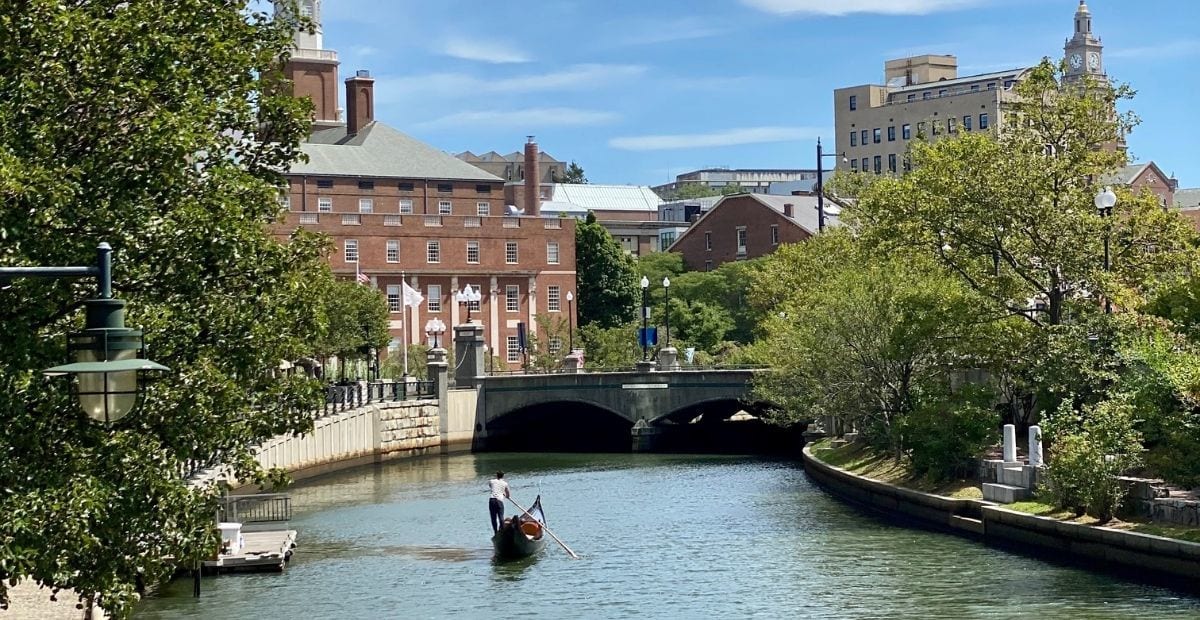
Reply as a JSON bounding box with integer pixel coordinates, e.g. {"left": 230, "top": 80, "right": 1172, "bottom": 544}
{"left": 274, "top": 1, "right": 576, "bottom": 369}
{"left": 834, "top": 1, "right": 1109, "bottom": 175}
{"left": 652, "top": 168, "right": 821, "bottom": 198}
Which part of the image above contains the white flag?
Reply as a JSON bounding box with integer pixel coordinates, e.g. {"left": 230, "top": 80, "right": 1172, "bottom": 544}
{"left": 402, "top": 281, "right": 424, "bottom": 308}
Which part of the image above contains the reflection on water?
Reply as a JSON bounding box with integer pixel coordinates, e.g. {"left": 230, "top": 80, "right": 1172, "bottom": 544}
{"left": 137, "top": 453, "right": 1200, "bottom": 620}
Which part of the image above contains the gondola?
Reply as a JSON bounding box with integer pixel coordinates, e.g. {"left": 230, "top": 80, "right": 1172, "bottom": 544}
{"left": 491, "top": 495, "right": 548, "bottom": 560}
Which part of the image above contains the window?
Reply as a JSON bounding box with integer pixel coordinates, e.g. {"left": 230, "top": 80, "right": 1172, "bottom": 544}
{"left": 849, "top": 95, "right": 857, "bottom": 111}
{"left": 548, "top": 286, "right": 561, "bottom": 312}
{"left": 386, "top": 240, "right": 399, "bottom": 263}
{"left": 549, "top": 336, "right": 563, "bottom": 356}
{"left": 399, "top": 199, "right": 413, "bottom": 214}
{"left": 917, "top": 121, "right": 926, "bottom": 137}
{"left": 861, "top": 130, "right": 868, "bottom": 145}
{"left": 437, "top": 183, "right": 453, "bottom": 193}
{"left": 932, "top": 121, "right": 941, "bottom": 136}
{"left": 507, "top": 336, "right": 521, "bottom": 362}
{"left": 971, "top": 84, "right": 980, "bottom": 92}
{"left": 922, "top": 91, "right": 931, "bottom": 100}
{"left": 861, "top": 157, "right": 868, "bottom": 171}
{"left": 770, "top": 225, "right": 779, "bottom": 245}
{"left": 705, "top": 231, "right": 712, "bottom": 251}
{"left": 888, "top": 154, "right": 897, "bottom": 173}
{"left": 850, "top": 159, "right": 858, "bottom": 171}
{"left": 660, "top": 231, "right": 677, "bottom": 251}
{"left": 398, "top": 182, "right": 415, "bottom": 191}
{"left": 439, "top": 200, "right": 452, "bottom": 215}
{"left": 426, "top": 240, "right": 440, "bottom": 263}
{"left": 987, "top": 82, "right": 997, "bottom": 90}
{"left": 386, "top": 285, "right": 401, "bottom": 312}
{"left": 464, "top": 217, "right": 481, "bottom": 227}
{"left": 341, "top": 214, "right": 361, "bottom": 225}
{"left": 948, "top": 118, "right": 957, "bottom": 133}
{"left": 476, "top": 184, "right": 492, "bottom": 194}
{"left": 907, "top": 93, "right": 916, "bottom": 102}
{"left": 903, "top": 155, "right": 912, "bottom": 173}
{"left": 476, "top": 202, "right": 490, "bottom": 216}
{"left": 467, "top": 240, "right": 480, "bottom": 264}
{"left": 317, "top": 179, "right": 333, "bottom": 189}
{"left": 427, "top": 285, "right": 441, "bottom": 312}
{"left": 384, "top": 215, "right": 401, "bottom": 226}
{"left": 850, "top": 132, "right": 857, "bottom": 147}
{"left": 506, "top": 241, "right": 518, "bottom": 264}
{"left": 938, "top": 89, "right": 947, "bottom": 97}
{"left": 902, "top": 124, "right": 911, "bottom": 140}
{"left": 1004, "top": 80, "right": 1015, "bottom": 89}
{"left": 318, "top": 197, "right": 332, "bottom": 212}
{"left": 963, "top": 115, "right": 972, "bottom": 131}
{"left": 873, "top": 128, "right": 881, "bottom": 144}
{"left": 279, "top": 194, "right": 291, "bottom": 210}
{"left": 887, "top": 126, "right": 896, "bottom": 142}
{"left": 465, "top": 284, "right": 482, "bottom": 312}
{"left": 358, "top": 198, "right": 373, "bottom": 213}
{"left": 873, "top": 156, "right": 882, "bottom": 174}
{"left": 506, "top": 285, "right": 519, "bottom": 312}
{"left": 547, "top": 241, "right": 560, "bottom": 264}
{"left": 299, "top": 213, "right": 318, "bottom": 224}
{"left": 979, "top": 113, "right": 989, "bottom": 129}
{"left": 357, "top": 180, "right": 374, "bottom": 191}
{"left": 705, "top": 260, "right": 713, "bottom": 272}
{"left": 736, "top": 227, "right": 747, "bottom": 255}
{"left": 343, "top": 239, "right": 359, "bottom": 263}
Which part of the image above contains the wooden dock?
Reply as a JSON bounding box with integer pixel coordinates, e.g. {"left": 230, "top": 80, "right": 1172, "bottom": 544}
{"left": 202, "top": 529, "right": 297, "bottom": 573}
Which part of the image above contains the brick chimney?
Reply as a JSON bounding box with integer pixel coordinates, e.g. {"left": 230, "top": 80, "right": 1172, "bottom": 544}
{"left": 345, "top": 69, "right": 375, "bottom": 135}
{"left": 783, "top": 203, "right": 794, "bottom": 218}
{"left": 524, "top": 136, "right": 540, "bottom": 216}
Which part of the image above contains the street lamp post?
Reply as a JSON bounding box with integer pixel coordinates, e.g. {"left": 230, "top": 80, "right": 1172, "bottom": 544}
{"left": 424, "top": 318, "right": 446, "bottom": 349}
{"left": 1095, "top": 186, "right": 1117, "bottom": 314}
{"left": 566, "top": 290, "right": 575, "bottom": 352}
{"left": 0, "top": 242, "right": 169, "bottom": 424}
{"left": 662, "top": 276, "right": 671, "bottom": 348}
{"left": 455, "top": 284, "right": 480, "bottom": 323}
{"left": 640, "top": 276, "right": 650, "bottom": 361}
{"left": 815, "top": 138, "right": 847, "bottom": 233}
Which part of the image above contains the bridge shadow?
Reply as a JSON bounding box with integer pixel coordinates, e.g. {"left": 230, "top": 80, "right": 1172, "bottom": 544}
{"left": 481, "top": 401, "right": 632, "bottom": 453}
{"left": 652, "top": 399, "right": 805, "bottom": 455}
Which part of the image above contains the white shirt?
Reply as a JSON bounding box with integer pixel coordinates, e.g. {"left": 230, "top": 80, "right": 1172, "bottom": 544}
{"left": 489, "top": 478, "right": 509, "bottom": 500}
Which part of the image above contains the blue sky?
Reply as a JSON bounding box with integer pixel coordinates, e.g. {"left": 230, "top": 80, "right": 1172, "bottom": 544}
{"left": 314, "top": 0, "right": 1200, "bottom": 188}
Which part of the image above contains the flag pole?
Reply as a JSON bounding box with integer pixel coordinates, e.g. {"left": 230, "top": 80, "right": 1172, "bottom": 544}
{"left": 401, "top": 271, "right": 409, "bottom": 376}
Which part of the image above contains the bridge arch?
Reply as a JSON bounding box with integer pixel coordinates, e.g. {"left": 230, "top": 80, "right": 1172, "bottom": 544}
{"left": 478, "top": 399, "right": 633, "bottom": 452}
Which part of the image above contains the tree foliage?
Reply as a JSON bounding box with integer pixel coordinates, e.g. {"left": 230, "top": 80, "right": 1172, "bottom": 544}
{"left": 575, "top": 212, "right": 637, "bottom": 328}
{"left": 314, "top": 278, "right": 391, "bottom": 375}
{"left": 562, "top": 161, "right": 587, "bottom": 184}
{"left": 0, "top": 1, "right": 321, "bottom": 615}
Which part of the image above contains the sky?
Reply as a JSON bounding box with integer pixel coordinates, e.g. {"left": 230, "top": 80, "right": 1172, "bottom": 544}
{"left": 311, "top": 0, "right": 1200, "bottom": 188}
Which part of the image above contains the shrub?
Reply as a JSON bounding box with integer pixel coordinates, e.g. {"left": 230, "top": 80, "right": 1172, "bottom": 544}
{"left": 906, "top": 388, "right": 999, "bottom": 480}
{"left": 1043, "top": 398, "right": 1143, "bottom": 522}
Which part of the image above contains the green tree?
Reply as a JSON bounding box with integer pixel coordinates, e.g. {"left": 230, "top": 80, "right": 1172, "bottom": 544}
{"left": 665, "top": 183, "right": 722, "bottom": 200}
{"left": 579, "top": 322, "right": 641, "bottom": 369}
{"left": 845, "top": 60, "right": 1197, "bottom": 327}
{"left": 1043, "top": 397, "right": 1143, "bottom": 522}
{"left": 562, "top": 161, "right": 588, "bottom": 184}
{"left": 576, "top": 211, "right": 638, "bottom": 328}
{"left": 314, "top": 278, "right": 391, "bottom": 378}
{"left": 0, "top": 1, "right": 319, "bottom": 615}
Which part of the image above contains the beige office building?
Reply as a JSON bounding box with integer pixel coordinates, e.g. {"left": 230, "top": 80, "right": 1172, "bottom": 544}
{"left": 833, "top": 1, "right": 1107, "bottom": 175}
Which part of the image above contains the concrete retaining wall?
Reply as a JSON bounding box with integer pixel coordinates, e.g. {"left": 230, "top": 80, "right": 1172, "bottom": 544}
{"left": 803, "top": 445, "right": 1200, "bottom": 586}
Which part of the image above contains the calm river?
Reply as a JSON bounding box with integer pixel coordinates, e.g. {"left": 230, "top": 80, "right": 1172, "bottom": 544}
{"left": 137, "top": 453, "right": 1200, "bottom": 619}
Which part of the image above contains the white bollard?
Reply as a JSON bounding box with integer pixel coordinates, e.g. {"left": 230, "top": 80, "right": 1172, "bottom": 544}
{"left": 1003, "top": 424, "right": 1017, "bottom": 463}
{"left": 1028, "top": 425, "right": 1043, "bottom": 467}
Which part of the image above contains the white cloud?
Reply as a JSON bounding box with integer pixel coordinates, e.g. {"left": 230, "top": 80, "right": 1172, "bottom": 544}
{"left": 413, "top": 64, "right": 648, "bottom": 96}
{"left": 416, "top": 108, "right": 620, "bottom": 129}
{"left": 441, "top": 37, "right": 531, "bottom": 64}
{"left": 741, "top": 0, "right": 987, "bottom": 16}
{"left": 609, "top": 126, "right": 824, "bottom": 151}
{"left": 1109, "top": 40, "right": 1200, "bottom": 59}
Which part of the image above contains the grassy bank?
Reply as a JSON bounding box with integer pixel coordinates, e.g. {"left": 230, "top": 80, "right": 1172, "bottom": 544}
{"left": 1005, "top": 500, "right": 1200, "bottom": 543}
{"left": 808, "top": 438, "right": 982, "bottom": 500}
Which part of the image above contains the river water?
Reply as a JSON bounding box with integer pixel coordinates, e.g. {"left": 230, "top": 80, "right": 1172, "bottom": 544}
{"left": 137, "top": 453, "right": 1200, "bottom": 619}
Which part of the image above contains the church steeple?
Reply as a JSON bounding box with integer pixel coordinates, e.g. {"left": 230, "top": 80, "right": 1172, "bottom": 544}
{"left": 275, "top": 0, "right": 343, "bottom": 129}
{"left": 1064, "top": 0, "right": 1104, "bottom": 79}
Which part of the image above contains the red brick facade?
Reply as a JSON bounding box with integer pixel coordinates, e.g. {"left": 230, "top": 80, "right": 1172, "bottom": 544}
{"left": 671, "top": 194, "right": 813, "bottom": 271}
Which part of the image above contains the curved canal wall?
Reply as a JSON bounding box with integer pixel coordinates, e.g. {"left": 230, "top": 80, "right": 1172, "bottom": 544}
{"left": 802, "top": 445, "right": 1200, "bottom": 587}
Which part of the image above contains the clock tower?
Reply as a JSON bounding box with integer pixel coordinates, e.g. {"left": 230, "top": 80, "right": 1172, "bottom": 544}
{"left": 1064, "top": 0, "right": 1104, "bottom": 79}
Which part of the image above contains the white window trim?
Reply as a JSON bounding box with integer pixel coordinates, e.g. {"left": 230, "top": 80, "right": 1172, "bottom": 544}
{"left": 399, "top": 199, "right": 414, "bottom": 214}
{"left": 506, "top": 285, "right": 520, "bottom": 312}
{"left": 506, "top": 241, "right": 518, "bottom": 264}
{"left": 386, "top": 240, "right": 400, "bottom": 263}
{"left": 318, "top": 196, "right": 333, "bottom": 212}
{"left": 439, "top": 200, "right": 452, "bottom": 215}
{"left": 466, "top": 240, "right": 480, "bottom": 264}
{"left": 426, "top": 241, "right": 440, "bottom": 264}
{"left": 427, "top": 285, "right": 442, "bottom": 312}
{"left": 547, "top": 241, "right": 559, "bottom": 265}
{"left": 344, "top": 239, "right": 359, "bottom": 263}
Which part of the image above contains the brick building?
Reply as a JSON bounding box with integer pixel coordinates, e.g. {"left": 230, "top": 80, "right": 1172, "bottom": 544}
{"left": 669, "top": 194, "right": 830, "bottom": 271}
{"left": 275, "top": 0, "right": 576, "bottom": 369}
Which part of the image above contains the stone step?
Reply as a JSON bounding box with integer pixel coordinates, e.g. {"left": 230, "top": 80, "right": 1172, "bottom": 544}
{"left": 982, "top": 482, "right": 1031, "bottom": 504}
{"left": 999, "top": 465, "right": 1036, "bottom": 488}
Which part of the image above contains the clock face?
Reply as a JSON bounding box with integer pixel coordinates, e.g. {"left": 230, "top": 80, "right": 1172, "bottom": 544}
{"left": 1069, "top": 53, "right": 1083, "bottom": 69}
{"left": 1088, "top": 52, "right": 1100, "bottom": 70}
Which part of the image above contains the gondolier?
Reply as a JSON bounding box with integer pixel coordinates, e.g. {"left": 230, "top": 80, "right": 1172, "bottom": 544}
{"left": 488, "top": 471, "right": 510, "bottom": 533}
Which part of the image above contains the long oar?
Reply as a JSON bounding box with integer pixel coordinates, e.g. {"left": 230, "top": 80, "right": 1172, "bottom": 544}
{"left": 508, "top": 497, "right": 580, "bottom": 559}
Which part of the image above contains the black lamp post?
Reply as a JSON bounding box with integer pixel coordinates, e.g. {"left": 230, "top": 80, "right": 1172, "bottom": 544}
{"left": 640, "top": 275, "right": 650, "bottom": 361}
{"left": 1095, "top": 186, "right": 1117, "bottom": 314}
{"left": 455, "top": 284, "right": 480, "bottom": 322}
{"left": 424, "top": 318, "right": 446, "bottom": 349}
{"left": 815, "top": 138, "right": 847, "bottom": 232}
{"left": 566, "top": 290, "right": 575, "bottom": 352}
{"left": 662, "top": 276, "right": 671, "bottom": 348}
{"left": 0, "top": 242, "right": 169, "bottom": 424}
